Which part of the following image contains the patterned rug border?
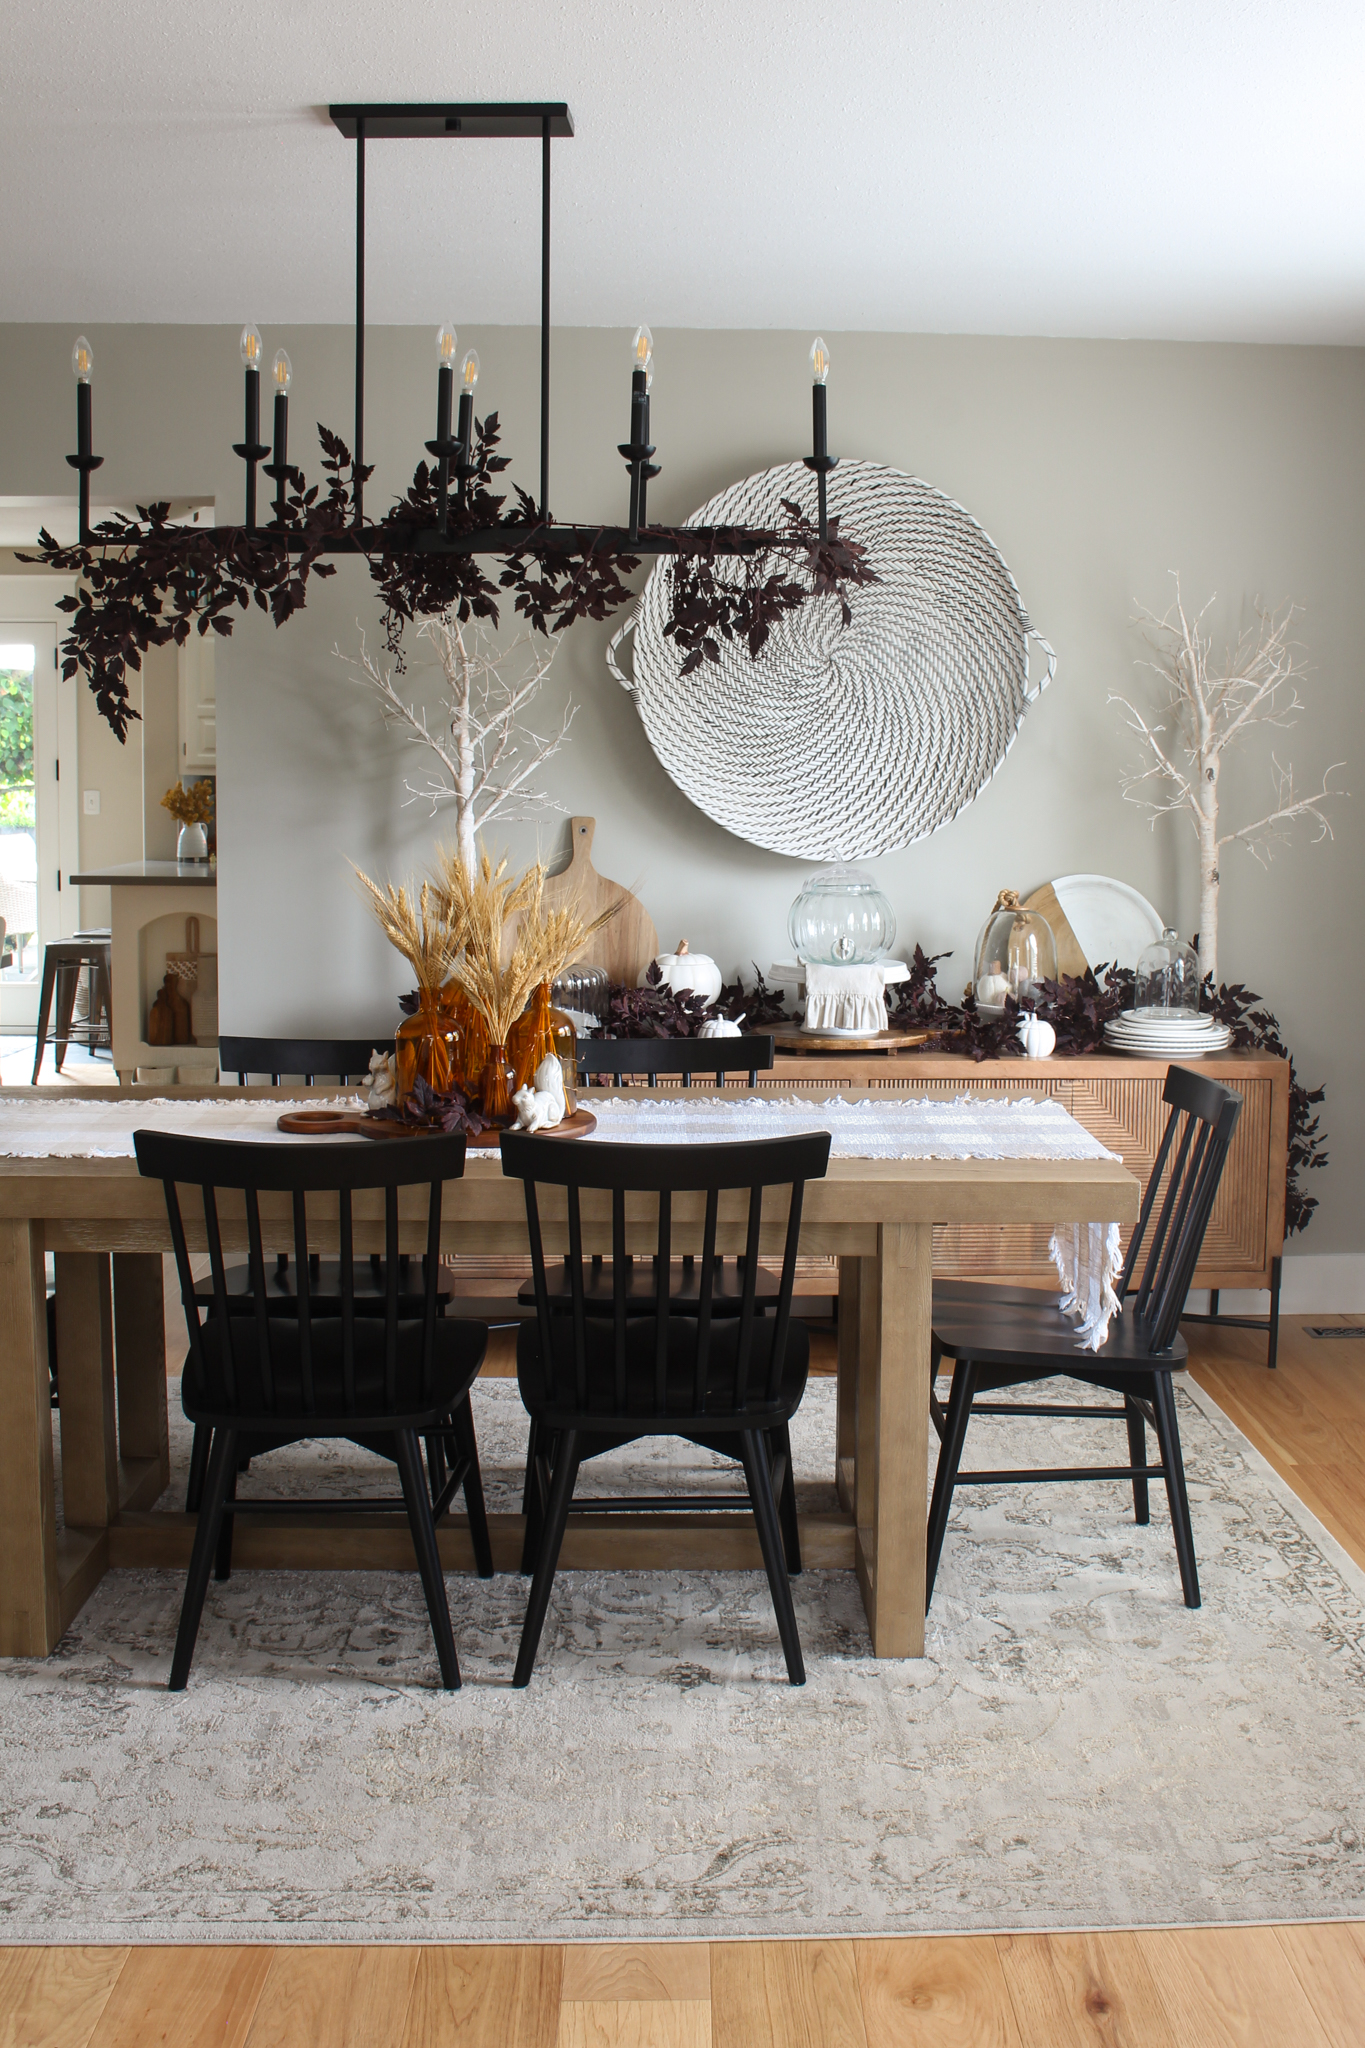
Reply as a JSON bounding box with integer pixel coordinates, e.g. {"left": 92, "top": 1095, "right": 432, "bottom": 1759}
{"left": 4, "top": 1378, "right": 1363, "bottom": 1946}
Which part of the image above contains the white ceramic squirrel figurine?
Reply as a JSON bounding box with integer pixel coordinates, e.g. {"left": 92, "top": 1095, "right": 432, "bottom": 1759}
{"left": 511, "top": 1054, "right": 567, "bottom": 1133}
{"left": 366, "top": 1049, "right": 397, "bottom": 1110}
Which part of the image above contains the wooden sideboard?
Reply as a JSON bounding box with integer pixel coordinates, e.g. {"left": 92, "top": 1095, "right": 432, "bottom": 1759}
{"left": 755, "top": 1051, "right": 1289, "bottom": 1298}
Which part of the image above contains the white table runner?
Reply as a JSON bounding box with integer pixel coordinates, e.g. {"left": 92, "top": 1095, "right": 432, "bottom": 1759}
{"left": 0, "top": 1092, "right": 1124, "bottom": 1349}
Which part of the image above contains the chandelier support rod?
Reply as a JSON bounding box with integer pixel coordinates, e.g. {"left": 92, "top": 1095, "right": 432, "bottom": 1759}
{"left": 540, "top": 115, "right": 551, "bottom": 522}
{"left": 354, "top": 115, "right": 366, "bottom": 529}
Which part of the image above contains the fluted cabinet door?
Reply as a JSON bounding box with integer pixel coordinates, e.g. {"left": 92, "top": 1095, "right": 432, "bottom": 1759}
{"left": 768, "top": 1053, "right": 1286, "bottom": 1288}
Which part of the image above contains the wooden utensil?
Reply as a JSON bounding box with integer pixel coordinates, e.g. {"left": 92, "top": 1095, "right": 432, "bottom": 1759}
{"left": 275, "top": 1109, "right": 428, "bottom": 1139}
{"left": 540, "top": 817, "right": 658, "bottom": 985}
{"left": 276, "top": 1107, "right": 598, "bottom": 1144}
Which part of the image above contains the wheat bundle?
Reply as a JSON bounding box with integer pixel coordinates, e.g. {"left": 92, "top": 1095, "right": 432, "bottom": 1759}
{"left": 351, "top": 869, "right": 457, "bottom": 993}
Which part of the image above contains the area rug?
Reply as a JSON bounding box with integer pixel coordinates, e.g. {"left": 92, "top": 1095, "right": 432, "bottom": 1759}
{"left": 3, "top": 1376, "right": 1362, "bottom": 1943}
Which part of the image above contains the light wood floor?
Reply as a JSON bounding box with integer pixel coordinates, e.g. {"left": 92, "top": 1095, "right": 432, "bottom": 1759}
{"left": 4, "top": 1316, "right": 1361, "bottom": 2046}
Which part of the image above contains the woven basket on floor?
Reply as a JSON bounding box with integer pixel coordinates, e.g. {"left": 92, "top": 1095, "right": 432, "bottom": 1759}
{"left": 608, "top": 460, "right": 1055, "bottom": 859}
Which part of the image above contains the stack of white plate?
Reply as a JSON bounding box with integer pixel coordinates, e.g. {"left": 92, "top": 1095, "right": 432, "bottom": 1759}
{"left": 1104, "top": 1011, "right": 1232, "bottom": 1057}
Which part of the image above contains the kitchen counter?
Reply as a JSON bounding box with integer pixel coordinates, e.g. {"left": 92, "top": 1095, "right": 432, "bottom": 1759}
{"left": 70, "top": 860, "right": 216, "bottom": 887}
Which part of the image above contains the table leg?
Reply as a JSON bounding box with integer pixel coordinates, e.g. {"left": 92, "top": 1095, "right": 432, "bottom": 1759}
{"left": 54, "top": 1252, "right": 119, "bottom": 1528}
{"left": 113, "top": 1252, "right": 169, "bottom": 1494}
{"left": 835, "top": 1256, "right": 860, "bottom": 1513}
{"left": 0, "top": 1219, "right": 61, "bottom": 1654}
{"left": 853, "top": 1221, "right": 931, "bottom": 1658}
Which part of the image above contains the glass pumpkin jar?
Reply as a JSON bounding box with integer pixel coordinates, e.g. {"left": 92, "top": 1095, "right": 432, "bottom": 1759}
{"left": 1135, "top": 928, "right": 1201, "bottom": 1017}
{"left": 509, "top": 980, "right": 577, "bottom": 1093}
{"left": 395, "top": 987, "right": 458, "bottom": 1105}
{"left": 787, "top": 862, "right": 896, "bottom": 964}
{"left": 973, "top": 890, "right": 1057, "bottom": 1015}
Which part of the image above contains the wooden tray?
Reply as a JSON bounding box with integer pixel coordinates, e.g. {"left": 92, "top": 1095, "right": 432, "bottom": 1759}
{"left": 276, "top": 1107, "right": 598, "bottom": 1144}
{"left": 772, "top": 1026, "right": 931, "bottom": 1054}
{"left": 467, "top": 1107, "right": 597, "bottom": 1147}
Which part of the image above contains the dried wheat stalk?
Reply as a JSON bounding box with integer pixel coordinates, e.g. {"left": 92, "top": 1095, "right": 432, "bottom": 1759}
{"left": 351, "top": 868, "right": 457, "bottom": 993}
{"left": 443, "top": 852, "right": 549, "bottom": 1041}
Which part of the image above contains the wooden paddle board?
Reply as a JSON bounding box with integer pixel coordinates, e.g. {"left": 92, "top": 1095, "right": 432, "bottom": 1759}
{"left": 1022, "top": 882, "right": 1090, "bottom": 980}
{"left": 540, "top": 816, "right": 659, "bottom": 986}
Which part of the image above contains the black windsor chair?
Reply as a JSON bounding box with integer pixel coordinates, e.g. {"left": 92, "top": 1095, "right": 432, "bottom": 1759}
{"left": 200, "top": 1032, "right": 455, "bottom": 1505}
{"left": 522, "top": 1032, "right": 783, "bottom": 1331}
{"left": 926, "top": 1066, "right": 1243, "bottom": 1613}
{"left": 501, "top": 1126, "right": 831, "bottom": 1688}
{"left": 576, "top": 1033, "right": 775, "bottom": 1091}
{"left": 219, "top": 1034, "right": 394, "bottom": 1085}
{"left": 135, "top": 1128, "right": 491, "bottom": 1691}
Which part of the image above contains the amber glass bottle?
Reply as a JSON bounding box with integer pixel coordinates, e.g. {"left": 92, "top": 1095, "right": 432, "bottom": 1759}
{"left": 442, "top": 981, "right": 488, "bottom": 1093}
{"left": 479, "top": 1043, "right": 515, "bottom": 1122}
{"left": 395, "top": 988, "right": 457, "bottom": 1107}
{"left": 508, "top": 980, "right": 577, "bottom": 1093}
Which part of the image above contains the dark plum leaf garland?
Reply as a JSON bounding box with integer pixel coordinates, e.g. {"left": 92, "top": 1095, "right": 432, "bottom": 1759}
{"left": 22, "top": 418, "right": 878, "bottom": 740}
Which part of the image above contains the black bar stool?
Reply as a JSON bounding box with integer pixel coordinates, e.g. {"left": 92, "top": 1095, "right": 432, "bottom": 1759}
{"left": 32, "top": 932, "right": 112, "bottom": 1082}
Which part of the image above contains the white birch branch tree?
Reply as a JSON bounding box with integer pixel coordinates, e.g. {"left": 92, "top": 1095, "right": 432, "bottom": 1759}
{"left": 1109, "top": 577, "right": 1344, "bottom": 987}
{"left": 335, "top": 609, "right": 575, "bottom": 879}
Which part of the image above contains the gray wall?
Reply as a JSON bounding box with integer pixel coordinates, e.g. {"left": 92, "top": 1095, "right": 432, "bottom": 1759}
{"left": 2, "top": 323, "right": 1361, "bottom": 1253}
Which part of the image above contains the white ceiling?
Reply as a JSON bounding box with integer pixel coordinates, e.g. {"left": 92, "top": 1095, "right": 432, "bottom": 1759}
{"left": 5, "top": 0, "right": 1364, "bottom": 341}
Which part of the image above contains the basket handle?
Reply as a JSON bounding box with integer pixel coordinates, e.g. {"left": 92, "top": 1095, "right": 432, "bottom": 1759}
{"left": 1023, "top": 628, "right": 1056, "bottom": 705}
{"left": 606, "top": 609, "right": 639, "bottom": 693}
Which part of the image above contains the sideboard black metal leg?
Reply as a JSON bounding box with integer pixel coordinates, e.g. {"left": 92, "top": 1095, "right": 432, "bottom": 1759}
{"left": 1266, "top": 1257, "right": 1281, "bottom": 1370}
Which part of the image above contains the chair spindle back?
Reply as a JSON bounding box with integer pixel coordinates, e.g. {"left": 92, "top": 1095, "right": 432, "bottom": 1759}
{"left": 134, "top": 1129, "right": 466, "bottom": 1418}
{"left": 1115, "top": 1066, "right": 1243, "bottom": 1355}
{"left": 502, "top": 1130, "right": 830, "bottom": 1418}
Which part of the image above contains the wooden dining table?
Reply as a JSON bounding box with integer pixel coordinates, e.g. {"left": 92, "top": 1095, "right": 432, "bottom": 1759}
{"left": 0, "top": 1085, "right": 1139, "bottom": 1663}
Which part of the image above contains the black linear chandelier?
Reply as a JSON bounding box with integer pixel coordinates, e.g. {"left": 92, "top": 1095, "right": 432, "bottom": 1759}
{"left": 29, "top": 104, "right": 875, "bottom": 742}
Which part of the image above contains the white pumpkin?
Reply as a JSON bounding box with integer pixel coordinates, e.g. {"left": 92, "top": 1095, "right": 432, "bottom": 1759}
{"left": 1017, "top": 1014, "right": 1056, "bottom": 1059}
{"left": 643, "top": 939, "right": 724, "bottom": 1004}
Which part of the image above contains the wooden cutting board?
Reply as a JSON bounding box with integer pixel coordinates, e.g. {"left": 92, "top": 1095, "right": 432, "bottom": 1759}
{"left": 541, "top": 817, "right": 659, "bottom": 986}
{"left": 1022, "top": 881, "right": 1090, "bottom": 980}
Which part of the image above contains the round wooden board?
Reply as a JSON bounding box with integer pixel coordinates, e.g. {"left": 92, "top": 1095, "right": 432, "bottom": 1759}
{"left": 466, "top": 1107, "right": 598, "bottom": 1147}
{"left": 772, "top": 1026, "right": 931, "bottom": 1054}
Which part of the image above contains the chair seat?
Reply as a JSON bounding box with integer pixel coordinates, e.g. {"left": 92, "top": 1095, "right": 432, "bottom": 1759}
{"left": 517, "top": 1312, "right": 809, "bottom": 1434}
{"left": 196, "top": 1256, "right": 454, "bottom": 1318}
{"left": 932, "top": 1295, "right": 1188, "bottom": 1371}
{"left": 517, "top": 1257, "right": 783, "bottom": 1316}
{"left": 183, "top": 1314, "right": 488, "bottom": 1434}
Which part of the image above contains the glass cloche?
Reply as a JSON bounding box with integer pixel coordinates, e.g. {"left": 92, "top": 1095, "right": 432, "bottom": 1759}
{"left": 973, "top": 889, "right": 1057, "bottom": 1015}
{"left": 788, "top": 862, "right": 896, "bottom": 964}
{"left": 1135, "top": 928, "right": 1201, "bottom": 1017}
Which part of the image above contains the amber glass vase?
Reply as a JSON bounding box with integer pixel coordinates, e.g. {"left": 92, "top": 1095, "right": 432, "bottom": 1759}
{"left": 479, "top": 1043, "right": 515, "bottom": 1123}
{"left": 508, "top": 980, "right": 577, "bottom": 1092}
{"left": 395, "top": 989, "right": 457, "bottom": 1107}
{"left": 442, "top": 981, "right": 489, "bottom": 1093}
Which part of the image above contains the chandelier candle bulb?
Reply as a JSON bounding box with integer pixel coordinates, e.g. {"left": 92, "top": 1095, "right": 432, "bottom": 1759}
{"left": 427, "top": 324, "right": 460, "bottom": 526}
{"left": 805, "top": 338, "right": 835, "bottom": 540}
{"left": 232, "top": 324, "right": 270, "bottom": 532}
{"left": 267, "top": 351, "right": 292, "bottom": 518}
{"left": 455, "top": 350, "right": 479, "bottom": 509}
{"left": 66, "top": 335, "right": 102, "bottom": 543}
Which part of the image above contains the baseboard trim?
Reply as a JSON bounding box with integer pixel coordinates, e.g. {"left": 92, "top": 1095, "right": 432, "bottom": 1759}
{"left": 1190, "top": 1253, "right": 1365, "bottom": 1317}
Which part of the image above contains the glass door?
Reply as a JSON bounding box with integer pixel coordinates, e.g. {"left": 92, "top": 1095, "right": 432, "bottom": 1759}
{"left": 0, "top": 622, "right": 75, "bottom": 1032}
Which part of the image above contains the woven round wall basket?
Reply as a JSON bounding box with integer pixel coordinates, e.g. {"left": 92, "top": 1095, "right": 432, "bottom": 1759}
{"left": 608, "top": 459, "right": 1055, "bottom": 860}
